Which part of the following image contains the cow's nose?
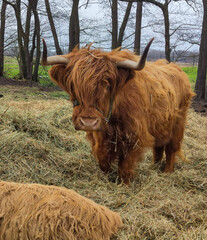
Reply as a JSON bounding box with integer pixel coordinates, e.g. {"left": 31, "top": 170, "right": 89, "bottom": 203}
{"left": 79, "top": 117, "right": 100, "bottom": 130}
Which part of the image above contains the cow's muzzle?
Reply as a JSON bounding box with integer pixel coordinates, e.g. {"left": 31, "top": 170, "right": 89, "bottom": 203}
{"left": 76, "top": 117, "right": 101, "bottom": 131}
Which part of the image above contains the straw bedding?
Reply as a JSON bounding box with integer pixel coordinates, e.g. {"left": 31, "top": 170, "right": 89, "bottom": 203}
{"left": 0, "top": 94, "right": 206, "bottom": 239}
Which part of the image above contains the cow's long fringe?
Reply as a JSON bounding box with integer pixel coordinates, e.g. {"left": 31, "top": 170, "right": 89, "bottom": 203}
{"left": 0, "top": 181, "right": 123, "bottom": 240}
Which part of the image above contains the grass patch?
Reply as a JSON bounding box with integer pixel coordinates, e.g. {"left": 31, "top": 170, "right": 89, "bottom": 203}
{"left": 4, "top": 57, "right": 20, "bottom": 78}
{"left": 4, "top": 57, "right": 50, "bottom": 82}
{"left": 182, "top": 66, "right": 197, "bottom": 83}
{"left": 38, "top": 77, "right": 55, "bottom": 87}
{"left": 0, "top": 85, "right": 69, "bottom": 101}
{"left": 4, "top": 66, "right": 20, "bottom": 79}
{"left": 4, "top": 56, "right": 18, "bottom": 64}
{"left": 182, "top": 66, "right": 198, "bottom": 89}
{"left": 48, "top": 91, "right": 69, "bottom": 99}
{"left": 0, "top": 87, "right": 206, "bottom": 239}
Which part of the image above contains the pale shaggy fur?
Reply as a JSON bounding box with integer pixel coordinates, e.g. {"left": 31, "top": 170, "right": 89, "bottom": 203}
{"left": 0, "top": 181, "right": 123, "bottom": 240}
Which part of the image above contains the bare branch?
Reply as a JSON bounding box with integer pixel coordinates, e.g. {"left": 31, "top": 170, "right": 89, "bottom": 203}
{"left": 3, "top": 0, "right": 15, "bottom": 7}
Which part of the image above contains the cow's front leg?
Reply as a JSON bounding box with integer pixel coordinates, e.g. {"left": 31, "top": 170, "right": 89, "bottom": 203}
{"left": 118, "top": 149, "right": 143, "bottom": 184}
{"left": 89, "top": 132, "right": 114, "bottom": 174}
{"left": 93, "top": 142, "right": 111, "bottom": 173}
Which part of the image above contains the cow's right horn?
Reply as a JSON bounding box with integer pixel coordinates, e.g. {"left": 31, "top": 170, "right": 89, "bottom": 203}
{"left": 116, "top": 38, "right": 154, "bottom": 71}
{"left": 41, "top": 38, "right": 69, "bottom": 66}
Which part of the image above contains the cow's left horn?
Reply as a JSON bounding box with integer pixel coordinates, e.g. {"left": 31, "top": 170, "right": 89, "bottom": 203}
{"left": 116, "top": 38, "right": 154, "bottom": 71}
{"left": 41, "top": 38, "right": 69, "bottom": 66}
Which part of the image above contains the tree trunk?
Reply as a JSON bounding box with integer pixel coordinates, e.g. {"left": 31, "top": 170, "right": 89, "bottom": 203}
{"left": 117, "top": 2, "right": 132, "bottom": 47}
{"left": 195, "top": 0, "right": 207, "bottom": 100}
{"left": 0, "top": 1, "right": 7, "bottom": 77}
{"left": 162, "top": 2, "right": 171, "bottom": 62}
{"left": 111, "top": 0, "right": 118, "bottom": 49}
{"left": 4, "top": 0, "right": 33, "bottom": 80}
{"left": 45, "top": 0, "right": 62, "bottom": 55}
{"left": 29, "top": 0, "right": 41, "bottom": 83}
{"left": 120, "top": 0, "right": 171, "bottom": 61}
{"left": 74, "top": 2, "right": 80, "bottom": 49}
{"left": 134, "top": 1, "right": 142, "bottom": 55}
{"left": 24, "top": 4, "right": 32, "bottom": 79}
{"left": 69, "top": 0, "right": 80, "bottom": 52}
{"left": 14, "top": 0, "right": 28, "bottom": 79}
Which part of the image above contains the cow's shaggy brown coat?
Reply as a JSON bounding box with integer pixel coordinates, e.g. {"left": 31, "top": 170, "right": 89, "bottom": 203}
{"left": 44, "top": 44, "right": 195, "bottom": 184}
{"left": 0, "top": 181, "right": 122, "bottom": 240}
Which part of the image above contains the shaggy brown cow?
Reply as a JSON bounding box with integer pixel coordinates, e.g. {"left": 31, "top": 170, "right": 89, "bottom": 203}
{"left": 41, "top": 39, "right": 194, "bottom": 184}
{"left": 0, "top": 181, "right": 122, "bottom": 239}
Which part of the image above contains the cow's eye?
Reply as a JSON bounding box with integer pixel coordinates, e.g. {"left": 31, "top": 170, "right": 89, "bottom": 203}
{"left": 101, "top": 80, "right": 110, "bottom": 90}
{"left": 73, "top": 99, "right": 80, "bottom": 107}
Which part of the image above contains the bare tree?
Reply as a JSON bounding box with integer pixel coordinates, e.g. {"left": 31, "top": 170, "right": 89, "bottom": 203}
{"left": 117, "top": 1, "right": 132, "bottom": 47}
{"left": 0, "top": 1, "right": 7, "bottom": 77}
{"left": 44, "top": 0, "right": 63, "bottom": 55}
{"left": 4, "top": 0, "right": 28, "bottom": 78}
{"left": 195, "top": 0, "right": 207, "bottom": 100}
{"left": 134, "top": 1, "right": 142, "bottom": 55}
{"left": 28, "top": 0, "right": 41, "bottom": 83}
{"left": 69, "top": 0, "right": 80, "bottom": 52}
{"left": 24, "top": 3, "right": 33, "bottom": 80}
{"left": 3, "top": 0, "right": 41, "bottom": 82}
{"left": 111, "top": 0, "right": 118, "bottom": 49}
{"left": 121, "top": 0, "right": 172, "bottom": 61}
{"left": 110, "top": 0, "right": 133, "bottom": 49}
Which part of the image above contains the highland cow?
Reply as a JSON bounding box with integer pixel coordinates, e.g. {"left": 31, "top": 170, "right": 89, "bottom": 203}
{"left": 0, "top": 181, "right": 122, "bottom": 239}
{"left": 41, "top": 38, "right": 194, "bottom": 184}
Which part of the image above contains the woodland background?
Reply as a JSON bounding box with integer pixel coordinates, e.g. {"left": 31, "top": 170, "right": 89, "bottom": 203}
{"left": 0, "top": 0, "right": 207, "bottom": 99}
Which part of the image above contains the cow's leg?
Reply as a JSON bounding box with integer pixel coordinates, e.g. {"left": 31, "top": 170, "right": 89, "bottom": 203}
{"left": 95, "top": 144, "right": 114, "bottom": 173}
{"left": 118, "top": 149, "right": 143, "bottom": 184}
{"left": 89, "top": 132, "right": 114, "bottom": 173}
{"left": 164, "top": 118, "right": 185, "bottom": 173}
{"left": 153, "top": 146, "right": 165, "bottom": 163}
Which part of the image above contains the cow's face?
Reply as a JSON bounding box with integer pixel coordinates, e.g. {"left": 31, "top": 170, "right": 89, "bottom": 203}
{"left": 41, "top": 39, "right": 153, "bottom": 131}
{"left": 70, "top": 77, "right": 112, "bottom": 131}
{"left": 47, "top": 51, "right": 144, "bottom": 131}
{"left": 69, "top": 57, "right": 117, "bottom": 131}
{"left": 49, "top": 51, "right": 123, "bottom": 131}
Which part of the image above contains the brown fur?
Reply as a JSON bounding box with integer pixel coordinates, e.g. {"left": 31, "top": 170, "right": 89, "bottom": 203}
{"left": 48, "top": 46, "right": 195, "bottom": 184}
{"left": 0, "top": 181, "right": 123, "bottom": 239}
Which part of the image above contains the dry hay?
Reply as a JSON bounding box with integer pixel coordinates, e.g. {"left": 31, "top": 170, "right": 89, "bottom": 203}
{"left": 0, "top": 96, "right": 207, "bottom": 240}
{"left": 0, "top": 181, "right": 122, "bottom": 240}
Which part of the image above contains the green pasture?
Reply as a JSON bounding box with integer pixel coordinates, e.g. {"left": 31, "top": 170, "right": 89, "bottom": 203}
{"left": 4, "top": 56, "right": 52, "bottom": 87}
{"left": 182, "top": 66, "right": 197, "bottom": 83}
{"left": 4, "top": 56, "right": 198, "bottom": 88}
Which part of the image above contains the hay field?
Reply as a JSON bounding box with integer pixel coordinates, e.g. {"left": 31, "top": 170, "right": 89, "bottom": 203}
{"left": 0, "top": 85, "right": 207, "bottom": 240}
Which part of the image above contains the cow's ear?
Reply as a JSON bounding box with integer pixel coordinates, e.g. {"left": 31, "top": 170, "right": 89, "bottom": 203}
{"left": 48, "top": 64, "right": 68, "bottom": 93}
{"left": 117, "top": 68, "right": 134, "bottom": 88}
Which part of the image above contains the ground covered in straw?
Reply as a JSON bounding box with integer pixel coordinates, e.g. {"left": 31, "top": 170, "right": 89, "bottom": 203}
{"left": 0, "top": 83, "right": 207, "bottom": 240}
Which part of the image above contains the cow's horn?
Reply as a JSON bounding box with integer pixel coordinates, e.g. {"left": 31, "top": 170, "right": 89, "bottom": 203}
{"left": 116, "top": 38, "right": 154, "bottom": 71}
{"left": 41, "top": 38, "right": 68, "bottom": 66}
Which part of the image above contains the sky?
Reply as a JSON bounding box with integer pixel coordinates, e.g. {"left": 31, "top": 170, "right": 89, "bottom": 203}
{"left": 3, "top": 0, "right": 202, "bottom": 57}
{"left": 77, "top": 1, "right": 202, "bottom": 53}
